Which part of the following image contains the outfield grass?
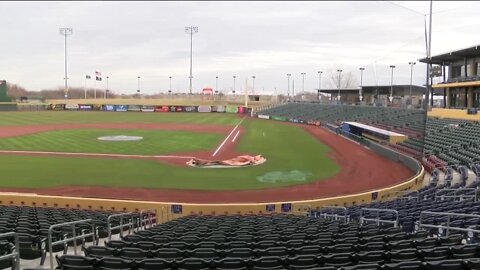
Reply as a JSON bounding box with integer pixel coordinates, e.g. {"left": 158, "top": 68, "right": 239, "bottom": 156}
{"left": 0, "top": 129, "right": 221, "bottom": 155}
{"left": 0, "top": 112, "right": 340, "bottom": 190}
{"left": 0, "top": 111, "right": 239, "bottom": 126}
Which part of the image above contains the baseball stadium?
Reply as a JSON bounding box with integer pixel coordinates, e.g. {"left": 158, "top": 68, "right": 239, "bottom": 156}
{"left": 3, "top": 2, "right": 480, "bottom": 270}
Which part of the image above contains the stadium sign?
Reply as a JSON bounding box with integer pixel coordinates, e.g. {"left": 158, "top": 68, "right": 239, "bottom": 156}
{"left": 65, "top": 104, "right": 79, "bottom": 110}
{"left": 78, "top": 104, "right": 92, "bottom": 110}
{"left": 258, "top": 115, "right": 270, "bottom": 120}
{"left": 197, "top": 105, "right": 212, "bottom": 113}
{"left": 184, "top": 106, "right": 197, "bottom": 112}
{"left": 115, "top": 105, "right": 128, "bottom": 112}
{"left": 104, "top": 105, "right": 115, "bottom": 111}
{"left": 141, "top": 105, "right": 155, "bottom": 112}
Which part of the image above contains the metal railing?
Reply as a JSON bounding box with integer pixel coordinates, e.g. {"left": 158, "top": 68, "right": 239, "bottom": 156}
{"left": 0, "top": 232, "right": 20, "bottom": 270}
{"left": 360, "top": 208, "right": 399, "bottom": 228}
{"left": 314, "top": 206, "right": 349, "bottom": 224}
{"left": 418, "top": 211, "right": 480, "bottom": 237}
{"left": 48, "top": 219, "right": 95, "bottom": 270}
{"left": 138, "top": 209, "right": 157, "bottom": 231}
{"left": 107, "top": 213, "right": 134, "bottom": 241}
{"left": 435, "top": 188, "right": 478, "bottom": 202}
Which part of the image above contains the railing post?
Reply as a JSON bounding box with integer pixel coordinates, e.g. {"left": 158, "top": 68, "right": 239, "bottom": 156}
{"left": 446, "top": 214, "right": 451, "bottom": 237}
{"left": 72, "top": 224, "right": 77, "bottom": 255}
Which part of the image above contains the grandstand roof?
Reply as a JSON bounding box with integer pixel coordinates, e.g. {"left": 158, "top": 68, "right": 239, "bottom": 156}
{"left": 419, "top": 44, "right": 480, "bottom": 65}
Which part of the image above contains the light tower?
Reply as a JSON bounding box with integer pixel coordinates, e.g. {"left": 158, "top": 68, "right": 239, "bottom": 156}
{"left": 59, "top": 28, "right": 73, "bottom": 101}
{"left": 185, "top": 26, "right": 199, "bottom": 95}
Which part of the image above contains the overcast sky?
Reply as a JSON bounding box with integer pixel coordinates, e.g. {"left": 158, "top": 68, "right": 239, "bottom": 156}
{"left": 1, "top": 1, "right": 480, "bottom": 95}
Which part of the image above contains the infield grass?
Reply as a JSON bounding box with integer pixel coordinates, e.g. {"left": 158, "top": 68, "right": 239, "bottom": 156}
{"left": 0, "top": 112, "right": 340, "bottom": 190}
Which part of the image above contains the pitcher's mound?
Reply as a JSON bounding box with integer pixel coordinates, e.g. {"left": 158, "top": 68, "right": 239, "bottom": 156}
{"left": 187, "top": 155, "right": 266, "bottom": 168}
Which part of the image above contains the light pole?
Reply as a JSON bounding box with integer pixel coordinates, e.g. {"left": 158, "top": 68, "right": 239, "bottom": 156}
{"left": 233, "top": 76, "right": 236, "bottom": 94}
{"left": 317, "top": 71, "right": 322, "bottom": 101}
{"left": 215, "top": 76, "right": 219, "bottom": 95}
{"left": 359, "top": 67, "right": 365, "bottom": 102}
{"left": 286, "top": 74, "right": 291, "bottom": 100}
{"left": 252, "top": 76, "right": 256, "bottom": 95}
{"left": 337, "top": 69, "right": 343, "bottom": 103}
{"left": 169, "top": 76, "right": 172, "bottom": 94}
{"left": 301, "top": 73, "right": 306, "bottom": 93}
{"left": 137, "top": 76, "right": 141, "bottom": 97}
{"left": 59, "top": 28, "right": 72, "bottom": 102}
{"left": 185, "top": 26, "right": 198, "bottom": 95}
{"left": 409, "top": 62, "right": 416, "bottom": 100}
{"left": 105, "top": 76, "right": 109, "bottom": 99}
{"left": 389, "top": 65, "right": 396, "bottom": 102}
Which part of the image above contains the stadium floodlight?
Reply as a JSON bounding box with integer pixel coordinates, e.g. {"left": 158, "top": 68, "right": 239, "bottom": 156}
{"left": 359, "top": 67, "right": 365, "bottom": 102}
{"left": 409, "top": 62, "right": 416, "bottom": 100}
{"left": 337, "top": 69, "right": 343, "bottom": 103}
{"left": 215, "top": 76, "right": 219, "bottom": 95}
{"left": 317, "top": 71, "right": 322, "bottom": 101}
{"left": 301, "top": 73, "right": 306, "bottom": 93}
{"left": 286, "top": 74, "right": 291, "bottom": 99}
{"left": 389, "top": 65, "right": 396, "bottom": 102}
{"left": 185, "top": 26, "right": 199, "bottom": 95}
{"left": 105, "top": 76, "right": 109, "bottom": 99}
{"left": 137, "top": 76, "right": 141, "bottom": 97}
{"left": 169, "top": 76, "right": 172, "bottom": 94}
{"left": 252, "top": 76, "right": 256, "bottom": 95}
{"left": 233, "top": 75, "right": 236, "bottom": 94}
{"left": 59, "top": 28, "right": 73, "bottom": 102}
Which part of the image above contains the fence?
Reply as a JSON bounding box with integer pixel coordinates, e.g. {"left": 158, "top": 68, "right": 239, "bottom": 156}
{"left": 360, "top": 208, "right": 399, "bottom": 227}
{"left": 418, "top": 211, "right": 480, "bottom": 237}
{"left": 313, "top": 206, "right": 349, "bottom": 224}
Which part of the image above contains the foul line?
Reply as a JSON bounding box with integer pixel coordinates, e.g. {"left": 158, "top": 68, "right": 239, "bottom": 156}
{"left": 0, "top": 150, "right": 194, "bottom": 159}
{"left": 231, "top": 131, "right": 240, "bottom": 143}
{"left": 212, "top": 117, "right": 245, "bottom": 157}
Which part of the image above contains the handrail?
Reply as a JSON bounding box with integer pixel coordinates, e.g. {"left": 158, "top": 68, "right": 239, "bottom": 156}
{"left": 314, "top": 206, "right": 349, "bottom": 224}
{"left": 0, "top": 232, "right": 20, "bottom": 270}
{"left": 435, "top": 188, "right": 478, "bottom": 202}
{"left": 138, "top": 209, "right": 157, "bottom": 231}
{"left": 419, "top": 211, "right": 480, "bottom": 237}
{"left": 360, "top": 208, "right": 399, "bottom": 228}
{"left": 48, "top": 219, "right": 95, "bottom": 270}
{"left": 107, "top": 212, "right": 134, "bottom": 241}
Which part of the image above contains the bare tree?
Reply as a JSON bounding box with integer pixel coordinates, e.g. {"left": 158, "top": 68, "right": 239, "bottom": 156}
{"left": 326, "top": 68, "right": 358, "bottom": 89}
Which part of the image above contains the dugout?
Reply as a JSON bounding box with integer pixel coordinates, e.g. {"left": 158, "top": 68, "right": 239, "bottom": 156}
{"left": 341, "top": 121, "right": 408, "bottom": 144}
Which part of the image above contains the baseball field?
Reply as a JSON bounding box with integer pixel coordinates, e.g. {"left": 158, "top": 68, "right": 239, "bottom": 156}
{"left": 0, "top": 111, "right": 414, "bottom": 203}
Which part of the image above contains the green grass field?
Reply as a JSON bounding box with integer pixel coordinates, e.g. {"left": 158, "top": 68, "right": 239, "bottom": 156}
{"left": 0, "top": 111, "right": 340, "bottom": 190}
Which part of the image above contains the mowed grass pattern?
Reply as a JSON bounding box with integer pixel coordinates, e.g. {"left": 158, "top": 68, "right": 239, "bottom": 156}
{"left": 0, "top": 112, "right": 340, "bottom": 190}
{"left": 0, "top": 111, "right": 239, "bottom": 126}
{"left": 0, "top": 129, "right": 222, "bottom": 155}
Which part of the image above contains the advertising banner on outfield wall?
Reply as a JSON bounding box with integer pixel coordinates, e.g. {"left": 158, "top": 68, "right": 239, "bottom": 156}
{"left": 226, "top": 106, "right": 238, "bottom": 113}
{"left": 141, "top": 105, "right": 155, "bottom": 112}
{"left": 211, "top": 105, "right": 226, "bottom": 113}
{"left": 184, "top": 106, "right": 197, "bottom": 112}
{"left": 258, "top": 115, "right": 270, "bottom": 120}
{"left": 271, "top": 116, "right": 288, "bottom": 121}
{"left": 155, "top": 106, "right": 169, "bottom": 112}
{"left": 169, "top": 106, "right": 177, "bottom": 112}
{"left": 171, "top": 205, "right": 183, "bottom": 214}
{"left": 65, "top": 104, "right": 79, "bottom": 110}
{"left": 197, "top": 105, "right": 212, "bottom": 113}
{"left": 50, "top": 104, "right": 65, "bottom": 110}
{"left": 128, "top": 105, "right": 141, "bottom": 112}
{"left": 115, "top": 105, "right": 128, "bottom": 112}
{"left": 175, "top": 106, "right": 184, "bottom": 112}
{"left": 104, "top": 105, "right": 115, "bottom": 111}
{"left": 307, "top": 120, "right": 321, "bottom": 126}
{"left": 93, "top": 104, "right": 102, "bottom": 111}
{"left": 78, "top": 104, "right": 92, "bottom": 111}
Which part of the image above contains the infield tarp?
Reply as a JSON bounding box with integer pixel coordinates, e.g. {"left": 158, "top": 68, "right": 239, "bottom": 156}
{"left": 115, "top": 105, "right": 128, "bottom": 112}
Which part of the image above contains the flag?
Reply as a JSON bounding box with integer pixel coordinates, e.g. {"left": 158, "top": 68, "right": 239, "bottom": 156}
{"left": 86, "top": 75, "right": 91, "bottom": 79}
{"left": 95, "top": 71, "right": 102, "bottom": 81}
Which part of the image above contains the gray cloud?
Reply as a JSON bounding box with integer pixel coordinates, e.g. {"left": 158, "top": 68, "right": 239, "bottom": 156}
{"left": 0, "top": 1, "right": 479, "bottom": 95}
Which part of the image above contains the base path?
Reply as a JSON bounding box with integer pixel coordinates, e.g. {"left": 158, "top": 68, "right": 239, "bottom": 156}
{"left": 0, "top": 121, "right": 415, "bottom": 203}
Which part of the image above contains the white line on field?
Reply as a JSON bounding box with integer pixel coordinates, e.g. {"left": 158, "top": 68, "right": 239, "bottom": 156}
{"left": 212, "top": 117, "right": 246, "bottom": 157}
{"left": 231, "top": 130, "right": 240, "bottom": 143}
{"left": 0, "top": 150, "right": 194, "bottom": 159}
